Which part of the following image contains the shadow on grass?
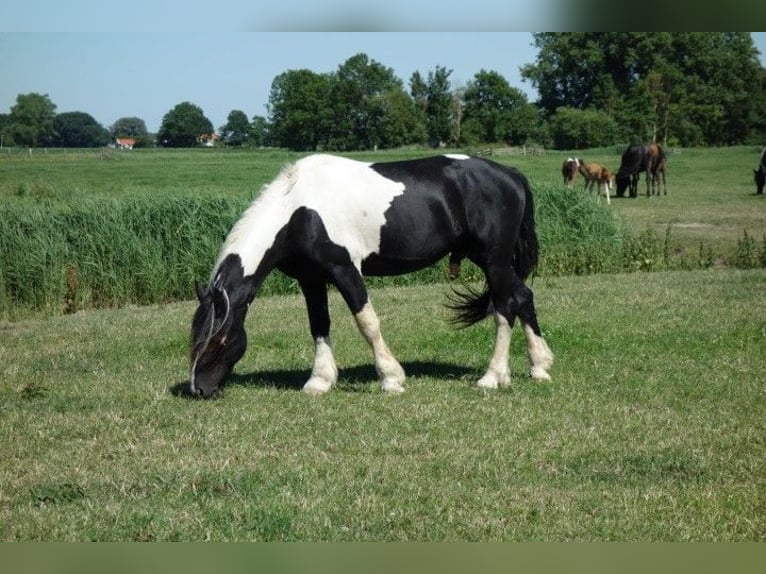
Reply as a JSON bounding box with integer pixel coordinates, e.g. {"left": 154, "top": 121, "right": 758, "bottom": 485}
{"left": 170, "top": 361, "right": 477, "bottom": 397}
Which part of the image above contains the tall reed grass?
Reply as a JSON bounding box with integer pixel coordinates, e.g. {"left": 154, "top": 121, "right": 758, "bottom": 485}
{"left": 1, "top": 193, "right": 242, "bottom": 318}
{"left": 0, "top": 184, "right": 670, "bottom": 319}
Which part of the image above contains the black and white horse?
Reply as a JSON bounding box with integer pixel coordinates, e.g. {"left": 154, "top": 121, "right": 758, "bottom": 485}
{"left": 754, "top": 148, "right": 766, "bottom": 195}
{"left": 189, "top": 154, "right": 553, "bottom": 398}
{"left": 562, "top": 157, "right": 581, "bottom": 187}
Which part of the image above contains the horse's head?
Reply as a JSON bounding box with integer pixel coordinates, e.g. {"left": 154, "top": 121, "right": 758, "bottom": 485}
{"left": 189, "top": 282, "right": 247, "bottom": 398}
{"left": 562, "top": 158, "right": 580, "bottom": 185}
{"left": 616, "top": 175, "right": 631, "bottom": 196}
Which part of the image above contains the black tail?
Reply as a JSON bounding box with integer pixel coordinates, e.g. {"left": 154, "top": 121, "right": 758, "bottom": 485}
{"left": 446, "top": 283, "right": 493, "bottom": 328}
{"left": 446, "top": 175, "right": 539, "bottom": 328}
{"left": 513, "top": 177, "right": 539, "bottom": 282}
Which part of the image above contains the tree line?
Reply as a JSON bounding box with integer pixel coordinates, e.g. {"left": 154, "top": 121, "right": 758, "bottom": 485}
{"left": 2, "top": 33, "right": 764, "bottom": 151}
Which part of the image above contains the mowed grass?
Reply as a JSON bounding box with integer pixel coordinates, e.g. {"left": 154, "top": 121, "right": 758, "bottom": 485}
{"left": 0, "top": 148, "right": 295, "bottom": 199}
{"left": 1, "top": 269, "right": 764, "bottom": 540}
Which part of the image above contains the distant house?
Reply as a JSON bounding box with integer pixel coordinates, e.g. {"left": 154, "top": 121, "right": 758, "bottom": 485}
{"left": 197, "top": 133, "right": 220, "bottom": 147}
{"left": 115, "top": 138, "right": 135, "bottom": 150}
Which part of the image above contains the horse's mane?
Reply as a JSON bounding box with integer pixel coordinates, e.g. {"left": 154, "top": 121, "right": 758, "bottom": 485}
{"left": 213, "top": 161, "right": 299, "bottom": 277}
{"left": 191, "top": 283, "right": 231, "bottom": 358}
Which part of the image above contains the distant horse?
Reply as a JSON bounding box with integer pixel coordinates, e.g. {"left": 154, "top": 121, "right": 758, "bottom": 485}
{"left": 651, "top": 150, "right": 668, "bottom": 196}
{"left": 562, "top": 157, "right": 581, "bottom": 187}
{"left": 578, "top": 161, "right": 613, "bottom": 204}
{"left": 189, "top": 154, "right": 554, "bottom": 398}
{"left": 615, "top": 143, "right": 665, "bottom": 197}
{"left": 754, "top": 148, "right": 766, "bottom": 195}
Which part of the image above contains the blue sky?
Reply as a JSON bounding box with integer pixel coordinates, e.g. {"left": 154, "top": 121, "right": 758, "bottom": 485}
{"left": 2, "top": 30, "right": 766, "bottom": 134}
{"left": 0, "top": 33, "right": 543, "bottom": 132}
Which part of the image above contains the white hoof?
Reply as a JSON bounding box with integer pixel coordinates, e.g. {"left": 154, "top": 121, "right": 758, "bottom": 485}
{"left": 303, "top": 376, "right": 333, "bottom": 395}
{"left": 477, "top": 369, "right": 509, "bottom": 389}
{"left": 530, "top": 366, "right": 551, "bottom": 381}
{"left": 477, "top": 376, "right": 498, "bottom": 389}
{"left": 381, "top": 377, "right": 405, "bottom": 394}
{"left": 537, "top": 348, "right": 555, "bottom": 372}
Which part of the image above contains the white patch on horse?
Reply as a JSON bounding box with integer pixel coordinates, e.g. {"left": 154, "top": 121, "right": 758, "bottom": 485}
{"left": 477, "top": 313, "right": 512, "bottom": 388}
{"left": 303, "top": 336, "right": 338, "bottom": 395}
{"left": 189, "top": 354, "right": 200, "bottom": 395}
{"left": 444, "top": 154, "right": 470, "bottom": 160}
{"left": 215, "top": 155, "right": 405, "bottom": 277}
{"left": 354, "top": 302, "right": 405, "bottom": 393}
{"left": 523, "top": 323, "right": 554, "bottom": 381}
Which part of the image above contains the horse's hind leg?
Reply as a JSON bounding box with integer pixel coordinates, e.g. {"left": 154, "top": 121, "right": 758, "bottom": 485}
{"left": 516, "top": 284, "right": 554, "bottom": 381}
{"left": 477, "top": 311, "right": 513, "bottom": 388}
{"left": 479, "top": 262, "right": 553, "bottom": 388}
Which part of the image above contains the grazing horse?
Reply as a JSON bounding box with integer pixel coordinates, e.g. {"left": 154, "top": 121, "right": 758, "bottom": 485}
{"left": 577, "top": 161, "right": 613, "bottom": 204}
{"left": 754, "top": 148, "right": 766, "bottom": 195}
{"left": 189, "top": 154, "right": 554, "bottom": 398}
{"left": 562, "top": 157, "right": 581, "bottom": 187}
{"left": 615, "top": 143, "right": 665, "bottom": 197}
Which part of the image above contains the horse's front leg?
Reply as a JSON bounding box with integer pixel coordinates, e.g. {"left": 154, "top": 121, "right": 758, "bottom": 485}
{"left": 355, "top": 301, "right": 406, "bottom": 393}
{"left": 333, "top": 265, "right": 405, "bottom": 393}
{"left": 299, "top": 280, "right": 338, "bottom": 395}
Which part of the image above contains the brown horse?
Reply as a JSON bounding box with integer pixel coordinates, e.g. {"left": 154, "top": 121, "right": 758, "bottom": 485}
{"left": 578, "top": 162, "right": 613, "bottom": 204}
{"left": 651, "top": 151, "right": 667, "bottom": 196}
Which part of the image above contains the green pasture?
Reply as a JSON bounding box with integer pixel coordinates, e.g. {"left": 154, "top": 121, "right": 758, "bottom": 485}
{"left": 1, "top": 270, "right": 764, "bottom": 540}
{"left": 0, "top": 145, "right": 765, "bottom": 540}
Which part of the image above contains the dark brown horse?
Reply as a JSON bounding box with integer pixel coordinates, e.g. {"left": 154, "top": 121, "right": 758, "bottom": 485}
{"left": 754, "top": 148, "right": 765, "bottom": 195}
{"left": 616, "top": 143, "right": 666, "bottom": 197}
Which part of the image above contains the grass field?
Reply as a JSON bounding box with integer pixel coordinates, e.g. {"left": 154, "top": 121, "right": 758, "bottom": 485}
{"left": 1, "top": 269, "right": 764, "bottom": 540}
{"left": 1, "top": 145, "right": 765, "bottom": 540}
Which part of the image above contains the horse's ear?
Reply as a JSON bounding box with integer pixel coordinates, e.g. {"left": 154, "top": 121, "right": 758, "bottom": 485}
{"left": 195, "top": 282, "right": 206, "bottom": 302}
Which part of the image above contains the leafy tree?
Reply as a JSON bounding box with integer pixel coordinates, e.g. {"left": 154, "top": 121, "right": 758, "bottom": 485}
{"left": 462, "top": 69, "right": 532, "bottom": 145}
{"left": 110, "top": 117, "right": 148, "bottom": 137}
{"left": 0, "top": 113, "right": 12, "bottom": 147}
{"left": 548, "top": 107, "right": 620, "bottom": 149}
{"left": 324, "top": 53, "right": 406, "bottom": 151}
{"left": 219, "top": 110, "right": 251, "bottom": 146}
{"left": 9, "top": 93, "right": 57, "bottom": 147}
{"left": 421, "top": 66, "right": 453, "bottom": 147}
{"left": 371, "top": 88, "right": 426, "bottom": 149}
{"left": 522, "top": 32, "right": 766, "bottom": 146}
{"left": 268, "top": 69, "right": 330, "bottom": 151}
{"left": 250, "top": 115, "right": 271, "bottom": 147}
{"left": 157, "top": 102, "right": 213, "bottom": 147}
{"left": 53, "top": 112, "right": 110, "bottom": 147}
{"left": 409, "top": 71, "right": 428, "bottom": 115}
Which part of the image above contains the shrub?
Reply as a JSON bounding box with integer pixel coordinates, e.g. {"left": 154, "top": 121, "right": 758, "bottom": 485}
{"left": 534, "top": 183, "right": 625, "bottom": 275}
